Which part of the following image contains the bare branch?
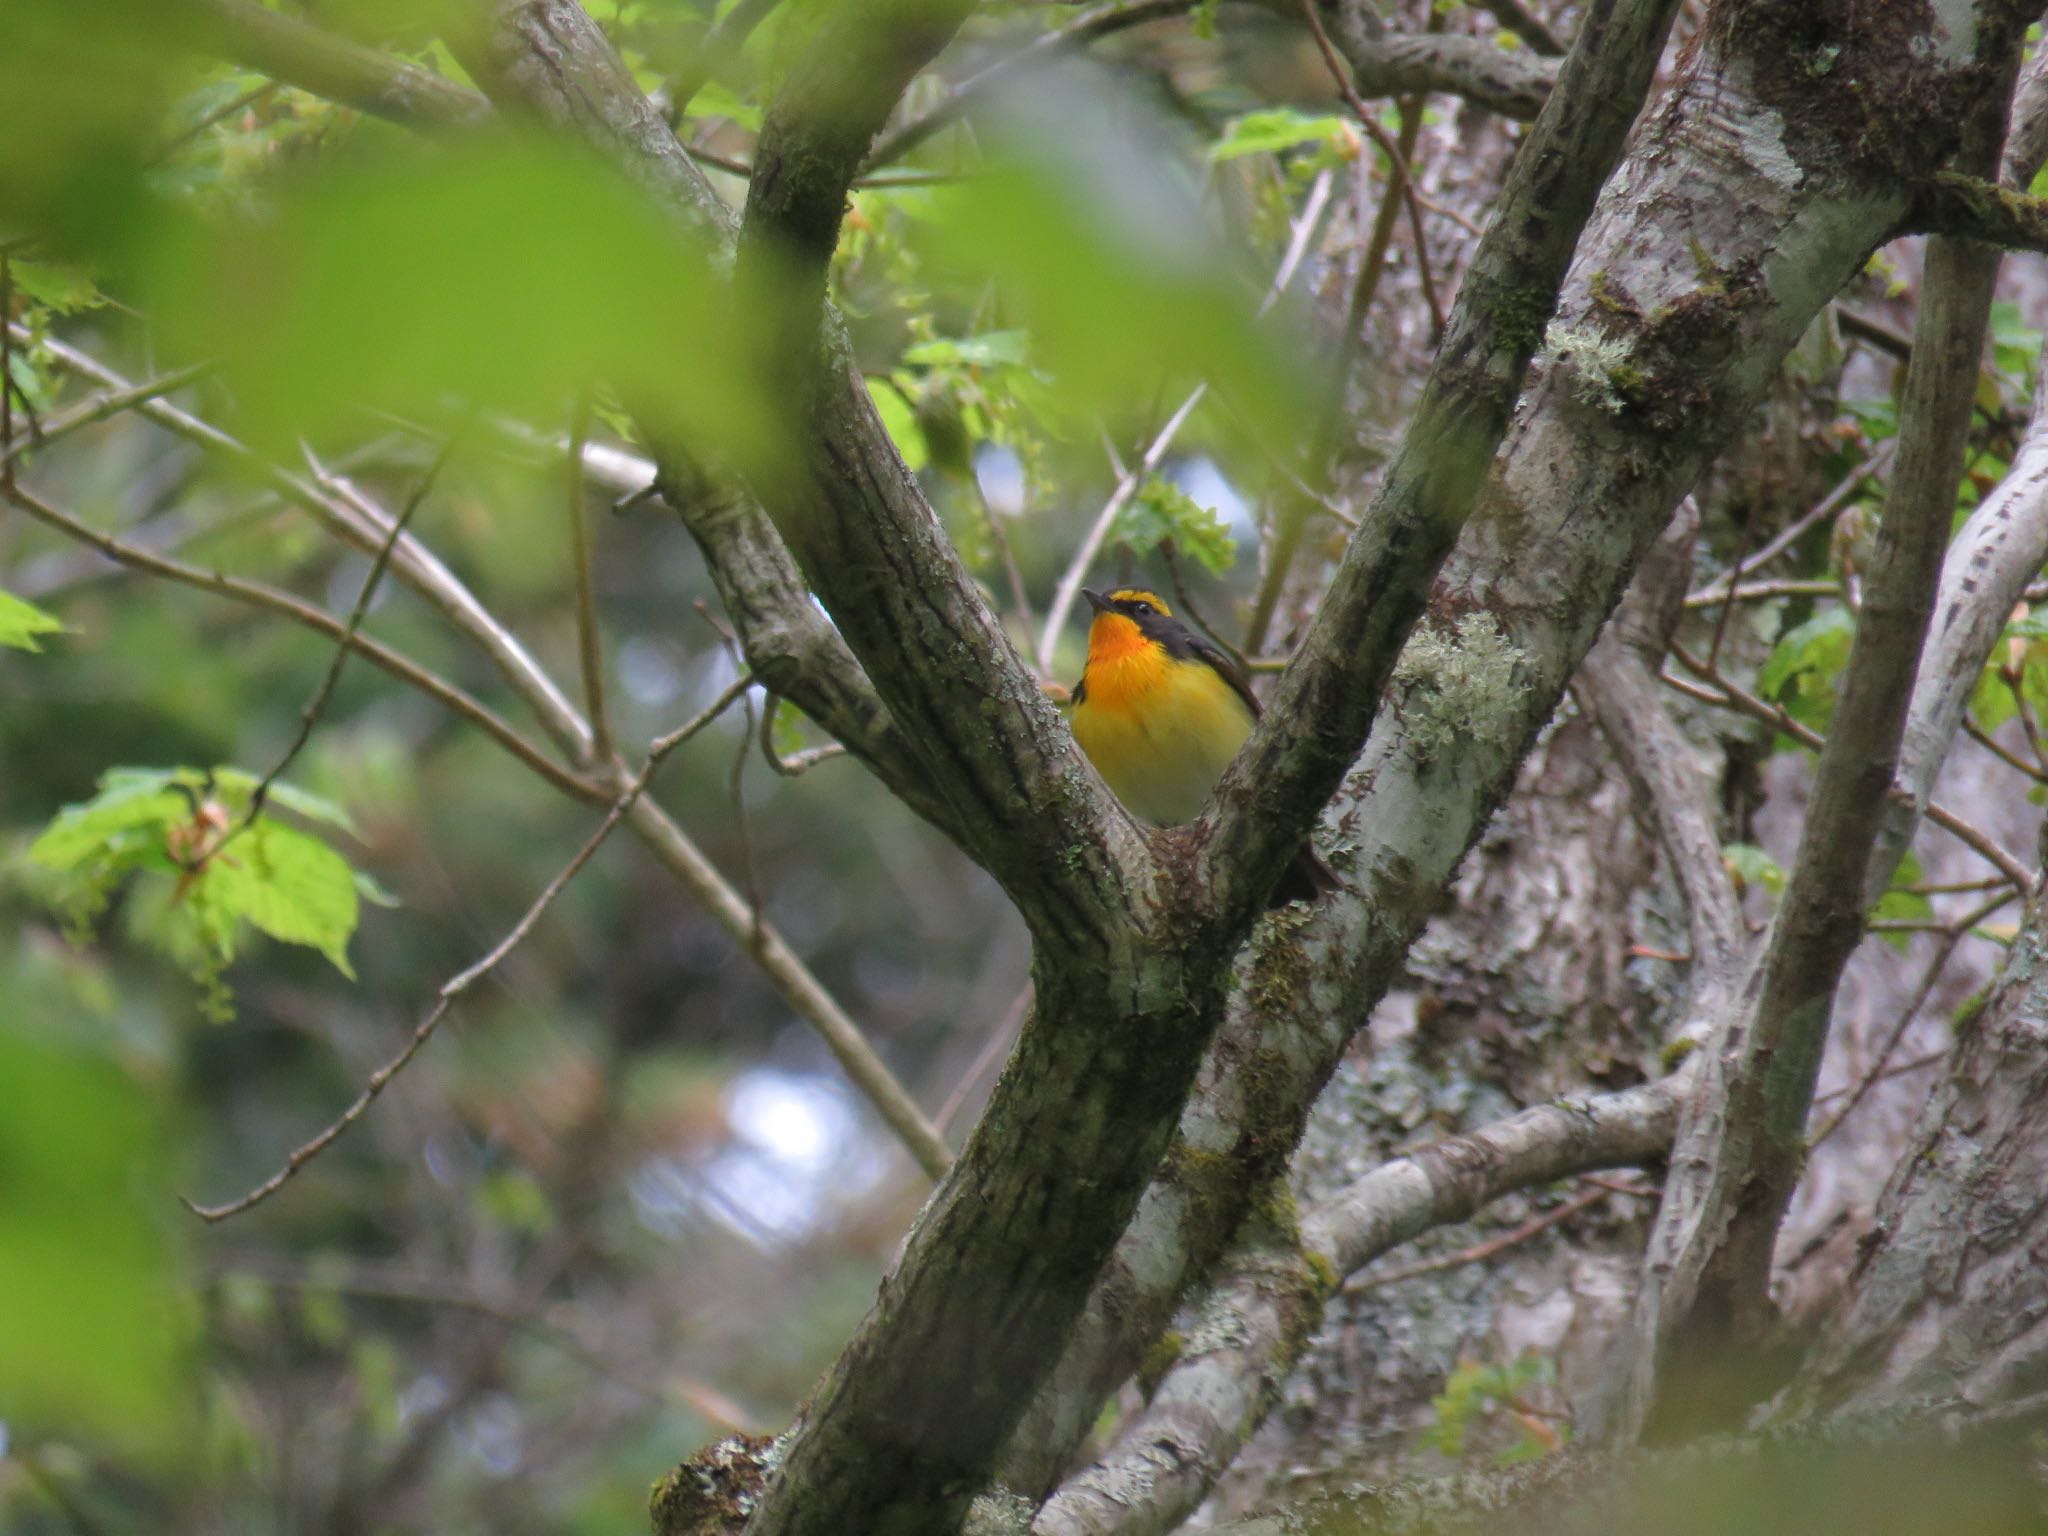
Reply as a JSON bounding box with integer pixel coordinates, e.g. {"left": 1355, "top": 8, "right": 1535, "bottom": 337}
{"left": 1317, "top": 0, "right": 1561, "bottom": 120}
{"left": 0, "top": 363, "right": 213, "bottom": 468}
{"left": 182, "top": 673, "right": 755, "bottom": 1222}
{"left": 1808, "top": 886, "right": 2012, "bottom": 1147}
{"left": 2, "top": 477, "right": 597, "bottom": 803}
{"left": 229, "top": 438, "right": 460, "bottom": 844}
{"left": 19, "top": 325, "right": 595, "bottom": 762}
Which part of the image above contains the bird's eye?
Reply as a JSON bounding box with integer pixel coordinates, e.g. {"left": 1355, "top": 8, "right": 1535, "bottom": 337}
{"left": 1128, "top": 600, "right": 1151, "bottom": 615}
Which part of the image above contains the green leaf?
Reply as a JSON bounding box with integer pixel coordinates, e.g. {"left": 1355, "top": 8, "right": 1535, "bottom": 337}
{"left": 1209, "top": 109, "right": 1351, "bottom": 162}
{"left": 902, "top": 331, "right": 1032, "bottom": 369}
{"left": 10, "top": 256, "right": 105, "bottom": 314}
{"left": 208, "top": 767, "right": 362, "bottom": 838}
{"left": 866, "top": 377, "right": 930, "bottom": 473}
{"left": 0, "top": 586, "right": 63, "bottom": 651}
{"left": 151, "top": 132, "right": 777, "bottom": 469}
{"left": 1722, "top": 842, "right": 1784, "bottom": 896}
{"left": 1116, "top": 475, "right": 1237, "bottom": 573}
{"left": 206, "top": 819, "right": 361, "bottom": 979}
{"left": 1758, "top": 605, "right": 1855, "bottom": 727}
{"left": 28, "top": 770, "right": 186, "bottom": 872}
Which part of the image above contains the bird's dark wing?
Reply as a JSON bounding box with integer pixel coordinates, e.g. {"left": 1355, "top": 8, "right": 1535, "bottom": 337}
{"left": 1189, "top": 636, "right": 1263, "bottom": 719}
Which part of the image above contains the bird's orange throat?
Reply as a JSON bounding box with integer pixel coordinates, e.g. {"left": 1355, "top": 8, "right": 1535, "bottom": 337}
{"left": 1083, "top": 614, "right": 1169, "bottom": 711}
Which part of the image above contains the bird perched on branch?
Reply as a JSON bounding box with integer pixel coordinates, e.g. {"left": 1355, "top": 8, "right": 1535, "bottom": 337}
{"left": 1070, "top": 586, "right": 1334, "bottom": 906}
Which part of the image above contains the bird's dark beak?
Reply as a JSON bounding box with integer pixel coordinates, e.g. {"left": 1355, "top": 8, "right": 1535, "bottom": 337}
{"left": 1082, "top": 589, "right": 1110, "bottom": 614}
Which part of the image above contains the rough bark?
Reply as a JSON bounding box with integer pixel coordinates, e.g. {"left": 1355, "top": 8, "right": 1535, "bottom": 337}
{"left": 1322, "top": 0, "right": 1560, "bottom": 121}
{"left": 1005, "top": 0, "right": 1994, "bottom": 1498}
{"left": 1032, "top": 1081, "right": 1685, "bottom": 1536}
{"left": 1611, "top": 3, "right": 2030, "bottom": 1436}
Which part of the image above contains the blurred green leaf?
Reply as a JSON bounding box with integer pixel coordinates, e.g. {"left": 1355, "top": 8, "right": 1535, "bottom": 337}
{"left": 0, "top": 586, "right": 63, "bottom": 651}
{"left": 10, "top": 256, "right": 106, "bottom": 314}
{"left": 150, "top": 133, "right": 776, "bottom": 466}
{"left": 913, "top": 77, "right": 1313, "bottom": 443}
{"left": 0, "top": 1024, "right": 187, "bottom": 1457}
{"left": 866, "top": 377, "right": 929, "bottom": 473}
{"left": 1722, "top": 842, "right": 1785, "bottom": 896}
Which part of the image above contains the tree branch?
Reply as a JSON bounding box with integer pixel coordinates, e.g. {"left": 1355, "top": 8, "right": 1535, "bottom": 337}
{"left": 1196, "top": 0, "right": 1681, "bottom": 921}
{"left": 1904, "top": 169, "right": 2048, "bottom": 253}
{"left": 861, "top": 0, "right": 1194, "bottom": 171}
{"left": 1315, "top": 0, "right": 1561, "bottom": 121}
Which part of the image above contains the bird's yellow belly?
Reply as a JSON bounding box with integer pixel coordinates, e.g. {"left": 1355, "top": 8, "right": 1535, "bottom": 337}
{"left": 1072, "top": 659, "right": 1254, "bottom": 825}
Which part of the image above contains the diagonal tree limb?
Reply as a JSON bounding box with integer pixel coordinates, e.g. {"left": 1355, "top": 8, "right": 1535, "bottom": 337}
{"left": 182, "top": 673, "right": 757, "bottom": 1222}
{"left": 1195, "top": 0, "right": 1681, "bottom": 924}
{"left": 1613, "top": 51, "right": 2023, "bottom": 1439}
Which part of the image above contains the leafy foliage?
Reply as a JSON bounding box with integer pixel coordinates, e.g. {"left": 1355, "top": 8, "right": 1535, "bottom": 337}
{"left": 0, "top": 1025, "right": 188, "bottom": 1459}
{"left": 1423, "top": 1352, "right": 1565, "bottom": 1465}
{"left": 27, "top": 766, "right": 371, "bottom": 1016}
{"left": 1116, "top": 475, "right": 1237, "bottom": 574}
{"left": 1759, "top": 605, "right": 1855, "bottom": 730}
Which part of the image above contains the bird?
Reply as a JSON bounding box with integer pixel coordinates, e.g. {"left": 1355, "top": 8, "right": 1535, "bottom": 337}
{"left": 1069, "top": 586, "right": 1334, "bottom": 906}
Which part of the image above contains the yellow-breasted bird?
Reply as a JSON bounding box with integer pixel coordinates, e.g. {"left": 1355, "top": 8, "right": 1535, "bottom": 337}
{"left": 1070, "top": 586, "right": 1334, "bottom": 906}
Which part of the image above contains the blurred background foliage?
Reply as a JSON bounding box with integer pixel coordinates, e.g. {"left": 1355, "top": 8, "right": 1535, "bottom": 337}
{"left": 4, "top": 0, "right": 2047, "bottom": 1532}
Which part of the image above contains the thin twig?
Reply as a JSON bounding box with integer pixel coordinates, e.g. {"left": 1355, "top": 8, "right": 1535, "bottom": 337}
{"left": 1809, "top": 886, "right": 2013, "bottom": 1146}
{"left": 1682, "top": 579, "right": 1845, "bottom": 610}
{"left": 566, "top": 393, "right": 613, "bottom": 766}
{"left": 181, "top": 674, "right": 755, "bottom": 1222}
{"left": 1685, "top": 441, "right": 1895, "bottom": 605}
{"left": 1670, "top": 639, "right": 2036, "bottom": 892}
{"left": 20, "top": 325, "right": 593, "bottom": 759}
{"left": 2, "top": 478, "right": 596, "bottom": 803}
{"left": 728, "top": 680, "right": 766, "bottom": 949}
{"left": 223, "top": 437, "right": 460, "bottom": 849}
{"left": 1161, "top": 539, "right": 1247, "bottom": 670}
{"left": 934, "top": 984, "right": 1032, "bottom": 1136}
{"left": 1347, "top": 1183, "right": 1613, "bottom": 1293}
{"left": 153, "top": 80, "right": 280, "bottom": 162}
{"left": 861, "top": 0, "right": 1194, "bottom": 171}
{"left": 1964, "top": 712, "right": 2048, "bottom": 783}
{"left": 1706, "top": 520, "right": 1750, "bottom": 672}
{"left": 0, "top": 364, "right": 215, "bottom": 468}
{"left": 1300, "top": 0, "right": 1444, "bottom": 338}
